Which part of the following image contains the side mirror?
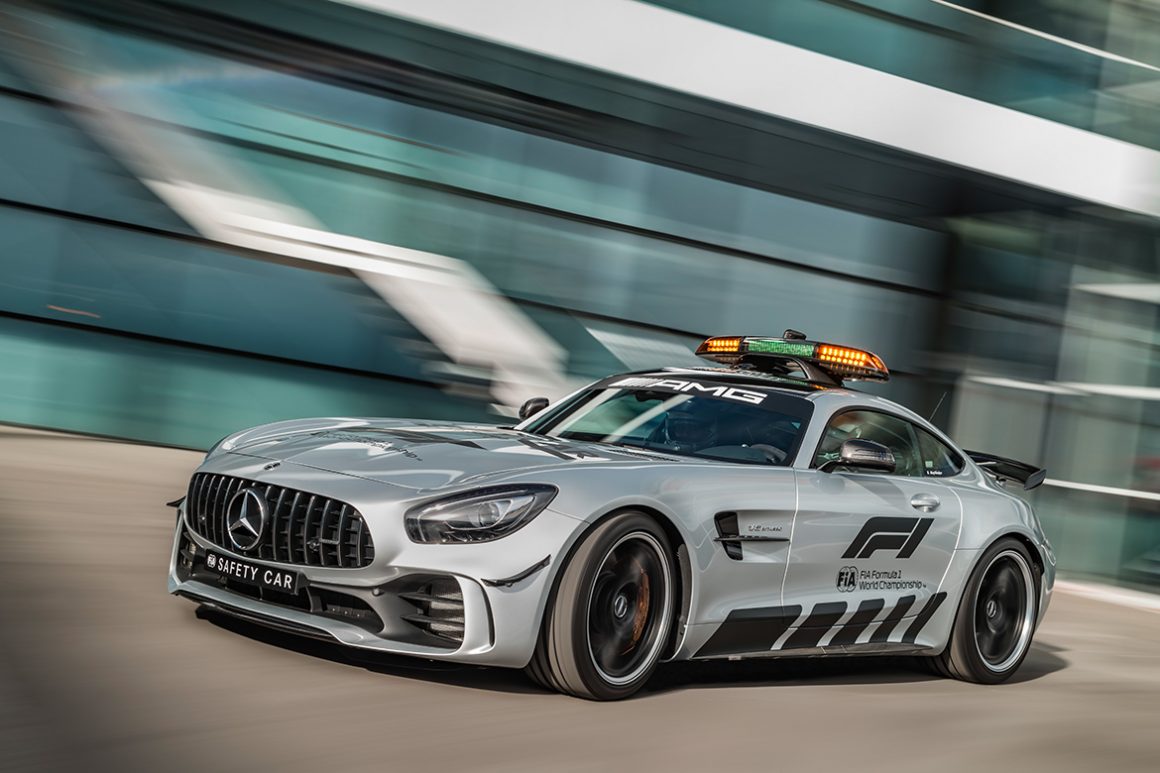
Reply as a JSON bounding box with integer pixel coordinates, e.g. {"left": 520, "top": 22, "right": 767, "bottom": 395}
{"left": 518, "top": 396, "right": 550, "bottom": 420}
{"left": 820, "top": 439, "right": 895, "bottom": 474}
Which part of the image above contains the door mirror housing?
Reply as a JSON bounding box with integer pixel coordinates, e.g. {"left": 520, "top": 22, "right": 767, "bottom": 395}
{"left": 820, "top": 439, "right": 896, "bottom": 474}
{"left": 518, "top": 396, "right": 550, "bottom": 420}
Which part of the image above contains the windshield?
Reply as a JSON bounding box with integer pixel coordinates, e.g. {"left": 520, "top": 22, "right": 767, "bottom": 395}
{"left": 524, "top": 376, "right": 813, "bottom": 465}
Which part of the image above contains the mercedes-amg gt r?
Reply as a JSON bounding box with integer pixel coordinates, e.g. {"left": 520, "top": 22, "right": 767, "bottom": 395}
{"left": 168, "top": 331, "right": 1053, "bottom": 699}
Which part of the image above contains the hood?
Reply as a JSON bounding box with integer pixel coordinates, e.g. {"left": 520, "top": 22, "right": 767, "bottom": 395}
{"left": 220, "top": 418, "right": 693, "bottom": 491}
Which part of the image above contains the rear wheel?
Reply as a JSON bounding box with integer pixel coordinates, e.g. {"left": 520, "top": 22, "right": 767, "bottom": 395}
{"left": 527, "top": 512, "right": 674, "bottom": 700}
{"left": 932, "top": 537, "right": 1039, "bottom": 683}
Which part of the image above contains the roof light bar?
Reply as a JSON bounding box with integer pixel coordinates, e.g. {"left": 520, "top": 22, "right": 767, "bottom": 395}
{"left": 695, "top": 334, "right": 889, "bottom": 383}
{"left": 699, "top": 336, "right": 744, "bottom": 354}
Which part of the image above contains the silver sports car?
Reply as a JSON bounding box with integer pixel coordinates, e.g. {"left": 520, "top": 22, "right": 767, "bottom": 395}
{"left": 168, "top": 331, "right": 1054, "bottom": 699}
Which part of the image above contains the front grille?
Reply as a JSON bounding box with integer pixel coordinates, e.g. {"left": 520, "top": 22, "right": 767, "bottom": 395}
{"left": 186, "top": 473, "right": 375, "bottom": 568}
{"left": 179, "top": 527, "right": 384, "bottom": 633}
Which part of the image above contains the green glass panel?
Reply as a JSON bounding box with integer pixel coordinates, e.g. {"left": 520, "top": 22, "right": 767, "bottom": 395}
{"left": 746, "top": 340, "right": 816, "bottom": 358}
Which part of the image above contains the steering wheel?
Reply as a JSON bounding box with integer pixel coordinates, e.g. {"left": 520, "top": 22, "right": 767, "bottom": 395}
{"left": 748, "top": 444, "right": 788, "bottom": 464}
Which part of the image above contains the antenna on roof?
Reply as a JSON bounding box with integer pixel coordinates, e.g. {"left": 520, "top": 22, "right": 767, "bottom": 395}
{"left": 783, "top": 329, "right": 807, "bottom": 340}
{"left": 928, "top": 391, "right": 948, "bottom": 423}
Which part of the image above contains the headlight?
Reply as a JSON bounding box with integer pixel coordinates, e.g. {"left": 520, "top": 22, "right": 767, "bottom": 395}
{"left": 405, "top": 485, "right": 557, "bottom": 544}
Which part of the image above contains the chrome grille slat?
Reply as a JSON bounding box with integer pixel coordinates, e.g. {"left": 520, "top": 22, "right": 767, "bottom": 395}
{"left": 259, "top": 484, "right": 275, "bottom": 561}
{"left": 301, "top": 495, "right": 317, "bottom": 565}
{"left": 185, "top": 473, "right": 374, "bottom": 569}
{"left": 205, "top": 475, "right": 219, "bottom": 544}
{"left": 190, "top": 474, "right": 204, "bottom": 532}
{"left": 268, "top": 486, "right": 288, "bottom": 562}
{"left": 285, "top": 490, "right": 302, "bottom": 564}
{"left": 213, "top": 475, "right": 232, "bottom": 545}
{"left": 198, "top": 474, "right": 213, "bottom": 534}
{"left": 318, "top": 499, "right": 333, "bottom": 568}
{"left": 202, "top": 475, "right": 215, "bottom": 543}
{"left": 207, "top": 475, "right": 225, "bottom": 544}
{"left": 220, "top": 477, "right": 243, "bottom": 544}
{"left": 335, "top": 504, "right": 348, "bottom": 569}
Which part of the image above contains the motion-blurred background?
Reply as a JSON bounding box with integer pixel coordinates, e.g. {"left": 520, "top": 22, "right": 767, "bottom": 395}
{"left": 2, "top": 0, "right": 1159, "bottom": 591}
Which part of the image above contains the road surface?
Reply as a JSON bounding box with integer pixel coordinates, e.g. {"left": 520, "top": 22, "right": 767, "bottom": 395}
{"left": 1, "top": 426, "right": 1157, "bottom": 772}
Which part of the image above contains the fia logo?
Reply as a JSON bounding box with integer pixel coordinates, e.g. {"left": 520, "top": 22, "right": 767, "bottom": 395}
{"left": 207, "top": 553, "right": 217, "bottom": 569}
{"left": 836, "top": 566, "right": 858, "bottom": 593}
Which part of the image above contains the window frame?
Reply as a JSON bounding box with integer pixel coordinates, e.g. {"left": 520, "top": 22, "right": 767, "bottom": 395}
{"left": 913, "top": 424, "right": 966, "bottom": 478}
{"left": 808, "top": 406, "right": 965, "bottom": 480}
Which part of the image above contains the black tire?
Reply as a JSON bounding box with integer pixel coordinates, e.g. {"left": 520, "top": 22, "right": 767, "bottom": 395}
{"left": 527, "top": 512, "right": 675, "bottom": 700}
{"left": 932, "top": 537, "right": 1040, "bottom": 684}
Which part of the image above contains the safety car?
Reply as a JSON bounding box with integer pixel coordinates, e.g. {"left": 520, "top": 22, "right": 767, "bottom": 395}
{"left": 168, "top": 331, "right": 1053, "bottom": 699}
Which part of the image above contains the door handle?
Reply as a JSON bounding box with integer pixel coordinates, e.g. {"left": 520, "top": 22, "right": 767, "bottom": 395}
{"left": 910, "top": 493, "right": 940, "bottom": 512}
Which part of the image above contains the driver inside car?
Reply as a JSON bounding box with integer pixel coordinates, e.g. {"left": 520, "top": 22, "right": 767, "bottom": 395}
{"left": 654, "top": 405, "right": 719, "bottom": 452}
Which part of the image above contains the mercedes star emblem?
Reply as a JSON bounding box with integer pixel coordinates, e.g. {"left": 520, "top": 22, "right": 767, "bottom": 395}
{"left": 225, "top": 488, "right": 268, "bottom": 552}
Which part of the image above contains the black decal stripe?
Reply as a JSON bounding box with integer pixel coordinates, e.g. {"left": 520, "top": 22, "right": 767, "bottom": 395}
{"left": 869, "top": 595, "right": 916, "bottom": 643}
{"left": 382, "top": 429, "right": 484, "bottom": 449}
{"left": 695, "top": 606, "right": 802, "bottom": 658}
{"left": 856, "top": 533, "right": 908, "bottom": 559}
{"left": 782, "top": 602, "right": 848, "bottom": 649}
{"left": 828, "top": 598, "right": 885, "bottom": 646}
{"left": 842, "top": 517, "right": 918, "bottom": 559}
{"left": 897, "top": 517, "right": 934, "bottom": 558}
{"left": 901, "top": 592, "right": 948, "bottom": 643}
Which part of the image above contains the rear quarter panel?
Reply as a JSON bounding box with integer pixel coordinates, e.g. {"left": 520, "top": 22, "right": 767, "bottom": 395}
{"left": 935, "top": 465, "right": 1055, "bottom": 632}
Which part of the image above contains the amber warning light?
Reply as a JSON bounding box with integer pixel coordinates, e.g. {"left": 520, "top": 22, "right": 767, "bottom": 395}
{"left": 695, "top": 333, "right": 889, "bottom": 383}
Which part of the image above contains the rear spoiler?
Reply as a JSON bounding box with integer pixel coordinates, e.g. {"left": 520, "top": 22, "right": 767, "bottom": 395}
{"left": 965, "top": 451, "right": 1046, "bottom": 491}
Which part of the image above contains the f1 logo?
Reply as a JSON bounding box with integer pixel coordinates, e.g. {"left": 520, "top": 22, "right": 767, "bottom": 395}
{"left": 842, "top": 517, "right": 934, "bottom": 559}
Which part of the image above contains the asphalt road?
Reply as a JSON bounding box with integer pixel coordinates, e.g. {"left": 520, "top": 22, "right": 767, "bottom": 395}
{"left": 2, "top": 426, "right": 1158, "bottom": 773}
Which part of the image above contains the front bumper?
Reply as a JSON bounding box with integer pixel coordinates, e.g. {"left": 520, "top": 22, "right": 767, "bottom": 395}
{"left": 168, "top": 466, "right": 583, "bottom": 668}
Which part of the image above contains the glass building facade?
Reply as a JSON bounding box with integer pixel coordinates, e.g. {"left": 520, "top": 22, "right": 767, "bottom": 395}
{"left": 2, "top": 0, "right": 1159, "bottom": 588}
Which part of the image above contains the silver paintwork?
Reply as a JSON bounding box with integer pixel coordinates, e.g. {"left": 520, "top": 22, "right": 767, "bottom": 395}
{"left": 168, "top": 367, "right": 1054, "bottom": 670}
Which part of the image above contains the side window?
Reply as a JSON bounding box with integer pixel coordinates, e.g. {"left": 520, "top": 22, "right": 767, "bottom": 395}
{"left": 916, "top": 428, "right": 964, "bottom": 478}
{"left": 814, "top": 410, "right": 923, "bottom": 477}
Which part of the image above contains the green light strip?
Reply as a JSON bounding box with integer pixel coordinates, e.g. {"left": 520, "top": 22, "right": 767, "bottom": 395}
{"left": 745, "top": 339, "right": 816, "bottom": 358}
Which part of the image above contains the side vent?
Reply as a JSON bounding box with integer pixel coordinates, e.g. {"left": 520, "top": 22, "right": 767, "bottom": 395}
{"left": 399, "top": 575, "right": 465, "bottom": 647}
{"left": 715, "top": 512, "right": 743, "bottom": 560}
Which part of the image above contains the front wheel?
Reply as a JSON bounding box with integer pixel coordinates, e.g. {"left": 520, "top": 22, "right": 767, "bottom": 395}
{"left": 931, "top": 537, "right": 1040, "bottom": 683}
{"left": 527, "top": 512, "right": 675, "bottom": 700}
